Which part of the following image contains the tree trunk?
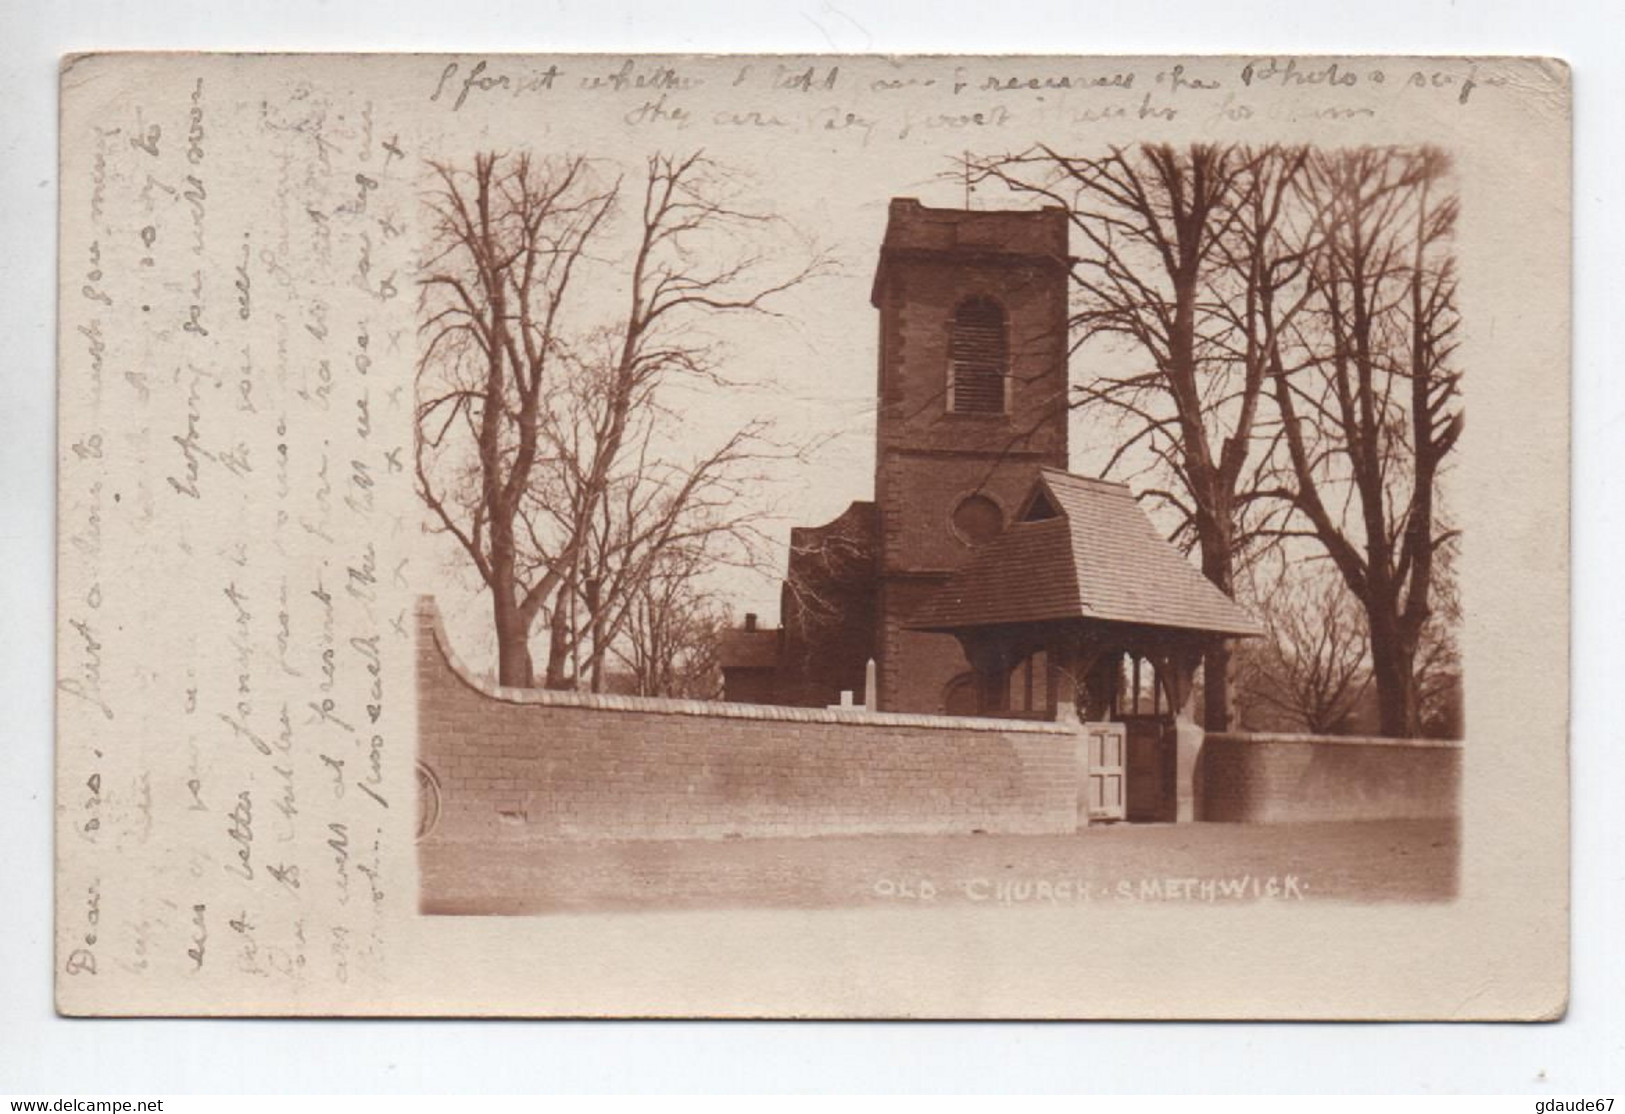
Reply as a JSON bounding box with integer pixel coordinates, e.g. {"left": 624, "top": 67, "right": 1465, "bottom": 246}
{"left": 1198, "top": 526, "right": 1235, "bottom": 732}
{"left": 543, "top": 588, "right": 574, "bottom": 690}
{"left": 586, "top": 577, "right": 605, "bottom": 693}
{"left": 1203, "top": 641, "right": 1232, "bottom": 732}
{"left": 1367, "top": 610, "right": 1420, "bottom": 737}
{"left": 491, "top": 583, "right": 534, "bottom": 689}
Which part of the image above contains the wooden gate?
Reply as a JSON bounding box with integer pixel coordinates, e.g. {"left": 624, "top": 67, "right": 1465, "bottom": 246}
{"left": 1124, "top": 716, "right": 1177, "bottom": 822}
{"left": 1082, "top": 721, "right": 1128, "bottom": 824}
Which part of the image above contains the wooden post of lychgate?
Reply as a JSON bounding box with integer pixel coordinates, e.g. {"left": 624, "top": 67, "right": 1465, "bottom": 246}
{"left": 1157, "top": 647, "right": 1206, "bottom": 823}
{"left": 1051, "top": 653, "right": 1088, "bottom": 831}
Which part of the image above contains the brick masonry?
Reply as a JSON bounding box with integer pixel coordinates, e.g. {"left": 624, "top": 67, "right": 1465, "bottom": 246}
{"left": 416, "top": 598, "right": 1081, "bottom": 842}
{"left": 870, "top": 200, "right": 1071, "bottom": 715}
{"left": 418, "top": 598, "right": 1461, "bottom": 839}
{"left": 1199, "top": 732, "right": 1463, "bottom": 823}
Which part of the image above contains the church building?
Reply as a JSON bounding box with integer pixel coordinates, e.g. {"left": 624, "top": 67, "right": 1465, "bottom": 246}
{"left": 721, "top": 198, "right": 1257, "bottom": 774}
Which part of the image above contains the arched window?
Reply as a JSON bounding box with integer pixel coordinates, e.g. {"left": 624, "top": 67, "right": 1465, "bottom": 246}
{"left": 943, "top": 672, "right": 979, "bottom": 717}
{"left": 1005, "top": 649, "right": 1050, "bottom": 716}
{"left": 948, "top": 297, "right": 1007, "bottom": 414}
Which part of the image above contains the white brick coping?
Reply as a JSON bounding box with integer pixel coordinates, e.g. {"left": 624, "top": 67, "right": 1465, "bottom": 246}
{"left": 1205, "top": 731, "right": 1463, "bottom": 751}
{"left": 419, "top": 596, "right": 1076, "bottom": 736}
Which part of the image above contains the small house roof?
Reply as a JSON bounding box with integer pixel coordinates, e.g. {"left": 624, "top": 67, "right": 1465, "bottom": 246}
{"left": 908, "top": 469, "right": 1261, "bottom": 638}
{"left": 718, "top": 628, "right": 781, "bottom": 671}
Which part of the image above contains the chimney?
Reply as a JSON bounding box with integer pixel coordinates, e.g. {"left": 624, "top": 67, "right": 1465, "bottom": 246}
{"left": 744, "top": 613, "right": 758, "bottom": 632}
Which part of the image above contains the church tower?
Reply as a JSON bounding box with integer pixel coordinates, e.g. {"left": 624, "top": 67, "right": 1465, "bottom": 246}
{"left": 869, "top": 198, "right": 1072, "bottom": 714}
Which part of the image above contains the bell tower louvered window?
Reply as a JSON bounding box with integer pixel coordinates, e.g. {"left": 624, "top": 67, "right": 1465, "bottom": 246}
{"left": 947, "top": 297, "right": 1008, "bottom": 414}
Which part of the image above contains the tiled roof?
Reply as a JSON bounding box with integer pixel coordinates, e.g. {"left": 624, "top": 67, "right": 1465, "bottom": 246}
{"left": 908, "top": 468, "right": 1261, "bottom": 637}
{"left": 718, "top": 628, "right": 781, "bottom": 670}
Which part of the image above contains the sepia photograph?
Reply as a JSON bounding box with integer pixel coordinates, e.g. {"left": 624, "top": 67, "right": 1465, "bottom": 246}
{"left": 410, "top": 140, "right": 1467, "bottom": 917}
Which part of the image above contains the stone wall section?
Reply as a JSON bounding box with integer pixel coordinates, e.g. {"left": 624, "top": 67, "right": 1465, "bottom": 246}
{"left": 417, "top": 599, "right": 1080, "bottom": 842}
{"left": 1200, "top": 732, "right": 1462, "bottom": 823}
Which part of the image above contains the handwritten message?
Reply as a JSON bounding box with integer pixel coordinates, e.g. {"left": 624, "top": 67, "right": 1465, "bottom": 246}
{"left": 423, "top": 55, "right": 1506, "bottom": 142}
{"left": 58, "top": 56, "right": 413, "bottom": 1009}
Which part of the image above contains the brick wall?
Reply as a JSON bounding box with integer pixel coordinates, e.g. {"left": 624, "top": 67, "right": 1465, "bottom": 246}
{"left": 417, "top": 598, "right": 1080, "bottom": 842}
{"left": 875, "top": 578, "right": 977, "bottom": 714}
{"left": 777, "top": 500, "right": 878, "bottom": 708}
{"left": 879, "top": 456, "right": 1045, "bottom": 578}
{"left": 1199, "top": 732, "right": 1462, "bottom": 823}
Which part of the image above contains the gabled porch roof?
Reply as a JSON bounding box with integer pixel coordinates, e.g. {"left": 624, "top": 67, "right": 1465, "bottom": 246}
{"left": 908, "top": 469, "right": 1262, "bottom": 639}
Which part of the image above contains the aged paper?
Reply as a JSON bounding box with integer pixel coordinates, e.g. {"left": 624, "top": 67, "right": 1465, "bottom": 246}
{"left": 56, "top": 53, "right": 1569, "bottom": 1018}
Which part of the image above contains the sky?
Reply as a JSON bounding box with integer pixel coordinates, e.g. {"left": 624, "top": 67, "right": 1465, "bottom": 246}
{"left": 409, "top": 54, "right": 1468, "bottom": 673}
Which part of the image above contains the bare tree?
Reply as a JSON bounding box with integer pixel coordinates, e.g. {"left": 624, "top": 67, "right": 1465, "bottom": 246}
{"left": 1236, "top": 561, "right": 1372, "bottom": 734}
{"left": 416, "top": 150, "right": 824, "bottom": 688}
{"left": 1268, "top": 147, "right": 1462, "bottom": 737}
{"left": 611, "top": 547, "right": 729, "bottom": 699}
{"left": 1415, "top": 537, "right": 1463, "bottom": 738}
{"left": 972, "top": 144, "right": 1311, "bottom": 729}
{"left": 541, "top": 384, "right": 776, "bottom": 692}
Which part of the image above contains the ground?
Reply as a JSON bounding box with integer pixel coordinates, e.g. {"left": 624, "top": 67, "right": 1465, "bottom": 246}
{"left": 419, "top": 818, "right": 1457, "bottom": 915}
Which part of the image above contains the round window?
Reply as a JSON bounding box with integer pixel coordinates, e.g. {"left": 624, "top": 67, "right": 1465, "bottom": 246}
{"left": 951, "top": 493, "right": 1003, "bottom": 545}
